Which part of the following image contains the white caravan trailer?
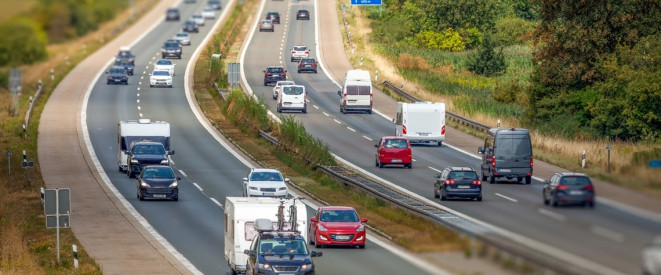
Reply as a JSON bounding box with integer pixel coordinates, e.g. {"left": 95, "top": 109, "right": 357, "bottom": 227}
{"left": 395, "top": 102, "right": 446, "bottom": 146}
{"left": 224, "top": 197, "right": 308, "bottom": 274}
{"left": 338, "top": 69, "right": 372, "bottom": 114}
{"left": 117, "top": 119, "right": 171, "bottom": 172}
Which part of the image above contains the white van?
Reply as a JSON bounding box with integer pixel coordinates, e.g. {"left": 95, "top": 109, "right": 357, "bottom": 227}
{"left": 276, "top": 85, "right": 306, "bottom": 113}
{"left": 395, "top": 102, "right": 445, "bottom": 146}
{"left": 338, "top": 69, "right": 372, "bottom": 114}
{"left": 224, "top": 197, "right": 308, "bottom": 274}
{"left": 117, "top": 119, "right": 171, "bottom": 172}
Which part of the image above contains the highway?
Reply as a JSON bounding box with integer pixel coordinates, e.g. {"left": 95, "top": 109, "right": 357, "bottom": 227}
{"left": 241, "top": 0, "right": 661, "bottom": 274}
{"left": 84, "top": 0, "right": 430, "bottom": 274}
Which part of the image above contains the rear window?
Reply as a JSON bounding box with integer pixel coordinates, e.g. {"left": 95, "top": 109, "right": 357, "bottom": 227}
{"left": 384, "top": 139, "right": 407, "bottom": 148}
{"left": 156, "top": 60, "right": 172, "bottom": 65}
{"left": 448, "top": 171, "right": 478, "bottom": 180}
{"left": 320, "top": 210, "right": 358, "bottom": 222}
{"left": 495, "top": 135, "right": 531, "bottom": 157}
{"left": 153, "top": 71, "right": 170, "bottom": 76}
{"left": 301, "top": 59, "right": 314, "bottom": 64}
{"left": 346, "top": 85, "right": 371, "bottom": 95}
{"left": 283, "top": 86, "right": 304, "bottom": 95}
{"left": 294, "top": 46, "right": 307, "bottom": 51}
{"left": 277, "top": 81, "right": 294, "bottom": 86}
{"left": 164, "top": 42, "right": 179, "bottom": 48}
{"left": 560, "top": 176, "right": 591, "bottom": 186}
{"left": 250, "top": 172, "right": 283, "bottom": 181}
{"left": 267, "top": 67, "right": 283, "bottom": 73}
{"left": 110, "top": 68, "right": 125, "bottom": 74}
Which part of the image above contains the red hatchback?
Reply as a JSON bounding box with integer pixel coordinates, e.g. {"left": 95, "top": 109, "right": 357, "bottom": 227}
{"left": 375, "top": 136, "right": 412, "bottom": 168}
{"left": 309, "top": 206, "right": 367, "bottom": 249}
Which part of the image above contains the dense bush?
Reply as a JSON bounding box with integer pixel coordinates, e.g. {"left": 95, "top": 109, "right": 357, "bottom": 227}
{"left": 34, "top": 0, "right": 128, "bottom": 42}
{"left": 0, "top": 18, "right": 48, "bottom": 66}
{"left": 467, "top": 35, "right": 505, "bottom": 76}
{"left": 409, "top": 29, "right": 465, "bottom": 52}
{"left": 493, "top": 17, "right": 536, "bottom": 46}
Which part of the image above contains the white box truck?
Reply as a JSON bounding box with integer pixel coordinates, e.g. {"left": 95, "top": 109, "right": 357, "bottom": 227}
{"left": 395, "top": 102, "right": 446, "bottom": 146}
{"left": 117, "top": 119, "right": 171, "bottom": 172}
{"left": 337, "top": 69, "right": 372, "bottom": 114}
{"left": 224, "top": 197, "right": 308, "bottom": 274}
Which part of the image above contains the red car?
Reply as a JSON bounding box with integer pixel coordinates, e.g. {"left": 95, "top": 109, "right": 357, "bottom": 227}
{"left": 308, "top": 206, "right": 367, "bottom": 248}
{"left": 375, "top": 136, "right": 412, "bottom": 168}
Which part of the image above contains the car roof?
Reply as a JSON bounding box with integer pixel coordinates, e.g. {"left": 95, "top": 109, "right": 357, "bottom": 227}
{"left": 267, "top": 65, "right": 284, "bottom": 69}
{"left": 133, "top": 141, "right": 162, "bottom": 145}
{"left": 152, "top": 70, "right": 170, "bottom": 74}
{"left": 446, "top": 167, "right": 475, "bottom": 172}
{"left": 110, "top": 66, "right": 126, "bottom": 70}
{"left": 143, "top": 165, "right": 171, "bottom": 169}
{"left": 556, "top": 172, "right": 588, "bottom": 177}
{"left": 251, "top": 168, "right": 281, "bottom": 173}
{"left": 321, "top": 206, "right": 356, "bottom": 211}
{"left": 381, "top": 136, "right": 407, "bottom": 140}
{"left": 120, "top": 46, "right": 130, "bottom": 51}
{"left": 267, "top": 11, "right": 279, "bottom": 14}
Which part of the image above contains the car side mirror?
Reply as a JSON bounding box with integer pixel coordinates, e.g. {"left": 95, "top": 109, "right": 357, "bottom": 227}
{"left": 284, "top": 178, "right": 290, "bottom": 182}
{"left": 310, "top": 217, "right": 317, "bottom": 222}
{"left": 263, "top": 70, "right": 266, "bottom": 73}
{"left": 311, "top": 251, "right": 322, "bottom": 257}
{"left": 123, "top": 150, "right": 130, "bottom": 155}
{"left": 105, "top": 71, "right": 109, "bottom": 74}
{"left": 544, "top": 180, "right": 549, "bottom": 185}
{"left": 169, "top": 150, "right": 175, "bottom": 155}
{"left": 337, "top": 91, "right": 341, "bottom": 96}
{"left": 177, "top": 177, "right": 182, "bottom": 181}
{"left": 242, "top": 177, "right": 248, "bottom": 182}
{"left": 284, "top": 70, "right": 288, "bottom": 73}
{"left": 361, "top": 218, "right": 368, "bottom": 223}
{"left": 244, "top": 249, "right": 255, "bottom": 256}
{"left": 374, "top": 144, "right": 378, "bottom": 148}
{"left": 478, "top": 147, "right": 483, "bottom": 154}
{"left": 434, "top": 174, "right": 440, "bottom": 179}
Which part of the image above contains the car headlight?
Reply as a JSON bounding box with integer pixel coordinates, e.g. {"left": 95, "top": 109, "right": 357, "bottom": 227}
{"left": 169, "top": 182, "right": 178, "bottom": 188}
{"left": 107, "top": 76, "right": 111, "bottom": 80}
{"left": 356, "top": 224, "right": 364, "bottom": 232}
{"left": 318, "top": 224, "right": 327, "bottom": 232}
{"left": 140, "top": 182, "right": 150, "bottom": 187}
{"left": 258, "top": 263, "right": 271, "bottom": 270}
{"left": 278, "top": 187, "right": 287, "bottom": 191}
{"left": 300, "top": 264, "right": 311, "bottom": 271}
{"left": 249, "top": 186, "right": 258, "bottom": 190}
{"left": 160, "top": 160, "right": 170, "bottom": 164}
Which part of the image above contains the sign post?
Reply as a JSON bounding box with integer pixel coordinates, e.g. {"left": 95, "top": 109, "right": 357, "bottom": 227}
{"left": 605, "top": 146, "right": 611, "bottom": 173}
{"left": 44, "top": 188, "right": 71, "bottom": 263}
{"left": 6, "top": 151, "right": 11, "bottom": 175}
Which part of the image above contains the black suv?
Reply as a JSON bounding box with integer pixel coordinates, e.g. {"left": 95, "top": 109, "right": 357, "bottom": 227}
{"left": 245, "top": 219, "right": 322, "bottom": 275}
{"left": 183, "top": 20, "right": 199, "bottom": 33}
{"left": 116, "top": 48, "right": 135, "bottom": 65}
{"left": 106, "top": 66, "right": 128, "bottom": 85}
{"left": 126, "top": 141, "right": 174, "bottom": 178}
{"left": 478, "top": 128, "right": 533, "bottom": 184}
{"left": 543, "top": 172, "right": 595, "bottom": 207}
{"left": 433, "top": 167, "right": 482, "bottom": 201}
{"left": 162, "top": 40, "right": 182, "bottom": 59}
{"left": 263, "top": 66, "right": 287, "bottom": 86}
{"left": 297, "top": 58, "right": 317, "bottom": 73}
{"left": 114, "top": 60, "right": 134, "bottom": 75}
{"left": 296, "top": 10, "right": 310, "bottom": 20}
{"left": 137, "top": 165, "right": 180, "bottom": 201}
{"left": 166, "top": 8, "right": 180, "bottom": 21}
{"left": 266, "top": 12, "right": 280, "bottom": 24}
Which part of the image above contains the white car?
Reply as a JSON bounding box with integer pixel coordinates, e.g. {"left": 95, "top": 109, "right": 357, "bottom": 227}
{"left": 192, "top": 14, "right": 204, "bottom": 26}
{"left": 150, "top": 70, "right": 173, "bottom": 88}
{"left": 272, "top": 80, "right": 295, "bottom": 99}
{"left": 202, "top": 7, "right": 215, "bottom": 19}
{"left": 154, "top": 59, "right": 175, "bottom": 76}
{"left": 643, "top": 236, "right": 661, "bottom": 275}
{"left": 276, "top": 85, "right": 306, "bottom": 113}
{"left": 173, "top": 32, "right": 191, "bottom": 46}
{"left": 242, "top": 168, "right": 289, "bottom": 198}
{"left": 290, "top": 45, "right": 309, "bottom": 62}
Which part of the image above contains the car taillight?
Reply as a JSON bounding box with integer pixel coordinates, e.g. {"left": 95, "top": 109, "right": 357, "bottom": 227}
{"left": 446, "top": 179, "right": 455, "bottom": 185}
{"left": 291, "top": 51, "right": 295, "bottom": 54}
{"left": 305, "top": 51, "right": 309, "bottom": 54}
{"left": 584, "top": 185, "right": 594, "bottom": 190}
{"left": 402, "top": 125, "right": 407, "bottom": 135}
{"left": 472, "top": 180, "right": 481, "bottom": 186}
{"left": 530, "top": 156, "right": 534, "bottom": 168}
{"left": 370, "top": 93, "right": 373, "bottom": 103}
{"left": 491, "top": 157, "right": 496, "bottom": 168}
{"left": 557, "top": 185, "right": 568, "bottom": 190}
{"left": 280, "top": 72, "right": 286, "bottom": 76}
{"left": 265, "top": 72, "right": 271, "bottom": 75}
{"left": 441, "top": 125, "right": 446, "bottom": 135}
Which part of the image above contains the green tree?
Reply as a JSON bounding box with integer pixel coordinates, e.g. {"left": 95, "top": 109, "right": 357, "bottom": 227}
{"left": 468, "top": 34, "right": 505, "bottom": 76}
{"left": 0, "top": 18, "right": 48, "bottom": 66}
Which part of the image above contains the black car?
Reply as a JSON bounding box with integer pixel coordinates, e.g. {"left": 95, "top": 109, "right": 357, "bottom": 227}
{"left": 208, "top": 0, "right": 222, "bottom": 10}
{"left": 263, "top": 66, "right": 287, "bottom": 86}
{"left": 433, "top": 167, "right": 482, "bottom": 201}
{"left": 116, "top": 47, "right": 135, "bottom": 65}
{"left": 296, "top": 10, "right": 310, "bottom": 20}
{"left": 543, "top": 172, "right": 595, "bottom": 207}
{"left": 183, "top": 20, "right": 199, "bottom": 33}
{"left": 136, "top": 165, "right": 180, "bottom": 201}
{"left": 126, "top": 141, "right": 174, "bottom": 178}
{"left": 106, "top": 66, "right": 128, "bottom": 85}
{"left": 162, "top": 40, "right": 182, "bottom": 59}
{"left": 266, "top": 12, "right": 280, "bottom": 24}
{"left": 166, "top": 8, "right": 180, "bottom": 21}
{"left": 245, "top": 219, "right": 322, "bottom": 275}
{"left": 114, "top": 60, "right": 134, "bottom": 75}
{"left": 297, "top": 58, "right": 317, "bottom": 73}
{"left": 478, "top": 128, "right": 533, "bottom": 184}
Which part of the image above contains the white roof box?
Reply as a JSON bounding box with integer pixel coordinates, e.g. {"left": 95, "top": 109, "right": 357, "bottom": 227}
{"left": 138, "top": 118, "right": 151, "bottom": 124}
{"left": 120, "top": 46, "right": 130, "bottom": 51}
{"left": 254, "top": 219, "right": 274, "bottom": 232}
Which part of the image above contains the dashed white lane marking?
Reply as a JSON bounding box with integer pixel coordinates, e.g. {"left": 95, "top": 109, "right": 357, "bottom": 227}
{"left": 538, "top": 208, "right": 567, "bottom": 222}
{"left": 139, "top": 82, "right": 142, "bottom": 85}
{"left": 178, "top": 169, "right": 187, "bottom": 177}
{"left": 192, "top": 182, "right": 203, "bottom": 191}
{"left": 313, "top": 105, "right": 319, "bottom": 109}
{"left": 210, "top": 198, "right": 223, "bottom": 209}
{"left": 143, "top": 70, "right": 146, "bottom": 74}
{"left": 590, "top": 225, "right": 624, "bottom": 243}
{"left": 347, "top": 127, "right": 356, "bottom": 132}
{"left": 137, "top": 99, "right": 140, "bottom": 103}
{"left": 137, "top": 106, "right": 141, "bottom": 110}
{"left": 137, "top": 87, "right": 141, "bottom": 91}
{"left": 495, "top": 193, "right": 518, "bottom": 203}
{"left": 428, "top": 166, "right": 443, "bottom": 173}
{"left": 322, "top": 112, "right": 329, "bottom": 117}
{"left": 305, "top": 99, "right": 310, "bottom": 103}
{"left": 141, "top": 76, "right": 144, "bottom": 80}
{"left": 362, "top": 136, "right": 373, "bottom": 141}
{"left": 333, "top": 119, "right": 341, "bottom": 124}
{"left": 412, "top": 159, "right": 417, "bottom": 162}
{"left": 145, "top": 65, "right": 149, "bottom": 69}
{"left": 152, "top": 56, "right": 155, "bottom": 60}
{"left": 137, "top": 93, "right": 140, "bottom": 97}
{"left": 139, "top": 113, "right": 143, "bottom": 117}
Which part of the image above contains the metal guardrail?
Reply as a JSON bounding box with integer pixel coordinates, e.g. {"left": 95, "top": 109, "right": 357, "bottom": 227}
{"left": 24, "top": 82, "right": 44, "bottom": 129}
{"left": 382, "top": 80, "right": 492, "bottom": 133}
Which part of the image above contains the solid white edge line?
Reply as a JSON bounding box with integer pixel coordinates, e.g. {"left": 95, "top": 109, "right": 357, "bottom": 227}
{"left": 81, "top": 1, "right": 202, "bottom": 273}
{"left": 495, "top": 193, "right": 518, "bottom": 203}
{"left": 538, "top": 208, "right": 567, "bottom": 222}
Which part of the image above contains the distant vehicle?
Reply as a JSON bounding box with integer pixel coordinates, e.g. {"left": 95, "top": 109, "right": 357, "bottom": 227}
{"left": 173, "top": 32, "right": 191, "bottom": 46}
{"left": 434, "top": 167, "right": 482, "bottom": 201}
{"left": 338, "top": 69, "right": 372, "bottom": 114}
{"left": 166, "top": 8, "right": 180, "bottom": 21}
{"left": 296, "top": 9, "right": 310, "bottom": 20}
{"left": 290, "top": 45, "right": 310, "bottom": 62}
{"left": 192, "top": 14, "right": 205, "bottom": 26}
{"left": 309, "top": 206, "right": 367, "bottom": 248}
{"left": 161, "top": 40, "right": 182, "bottom": 59}
{"left": 154, "top": 59, "right": 175, "bottom": 76}
{"left": 126, "top": 141, "right": 174, "bottom": 178}
{"left": 184, "top": 0, "right": 196, "bottom": 3}
{"left": 478, "top": 128, "right": 533, "bottom": 184}
{"left": 202, "top": 7, "right": 215, "bottom": 19}
{"left": 116, "top": 46, "right": 135, "bottom": 65}
{"left": 117, "top": 119, "right": 171, "bottom": 173}
{"left": 242, "top": 168, "right": 289, "bottom": 198}
{"left": 263, "top": 66, "right": 287, "bottom": 86}
{"left": 245, "top": 219, "right": 321, "bottom": 275}
{"left": 224, "top": 197, "right": 309, "bottom": 274}
{"left": 259, "top": 19, "right": 274, "bottom": 32}
{"left": 106, "top": 66, "right": 128, "bottom": 85}
{"left": 136, "top": 165, "right": 180, "bottom": 201}
{"left": 272, "top": 80, "right": 295, "bottom": 99}
{"left": 208, "top": 0, "right": 222, "bottom": 10}
{"left": 643, "top": 236, "right": 661, "bottom": 275}
{"left": 183, "top": 20, "right": 199, "bottom": 33}
{"left": 266, "top": 11, "right": 280, "bottom": 24}
{"left": 395, "top": 102, "right": 446, "bottom": 146}
{"left": 150, "top": 70, "right": 173, "bottom": 88}
{"left": 297, "top": 58, "right": 317, "bottom": 73}
{"left": 543, "top": 172, "right": 595, "bottom": 207}
{"left": 375, "top": 136, "right": 412, "bottom": 168}
{"left": 114, "top": 59, "right": 134, "bottom": 75}
{"left": 276, "top": 85, "right": 307, "bottom": 113}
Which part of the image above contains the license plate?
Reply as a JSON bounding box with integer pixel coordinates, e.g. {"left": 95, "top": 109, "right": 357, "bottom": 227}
{"left": 305, "top": 65, "right": 311, "bottom": 67}
{"left": 336, "top": 235, "right": 351, "bottom": 240}
{"left": 153, "top": 194, "right": 166, "bottom": 198}
{"left": 569, "top": 190, "right": 583, "bottom": 195}
{"left": 262, "top": 192, "right": 273, "bottom": 196}
{"left": 391, "top": 159, "right": 401, "bottom": 163}
{"left": 499, "top": 169, "right": 511, "bottom": 172}
{"left": 457, "top": 185, "right": 471, "bottom": 189}
{"left": 417, "top": 132, "right": 430, "bottom": 136}
{"left": 348, "top": 100, "right": 357, "bottom": 103}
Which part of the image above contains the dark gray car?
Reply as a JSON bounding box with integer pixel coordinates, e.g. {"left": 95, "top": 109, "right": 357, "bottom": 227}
{"left": 478, "top": 128, "right": 533, "bottom": 184}
{"left": 543, "top": 172, "right": 595, "bottom": 207}
{"left": 434, "top": 167, "right": 482, "bottom": 201}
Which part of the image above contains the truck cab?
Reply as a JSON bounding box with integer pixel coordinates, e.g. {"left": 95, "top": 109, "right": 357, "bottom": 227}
{"left": 126, "top": 141, "right": 174, "bottom": 178}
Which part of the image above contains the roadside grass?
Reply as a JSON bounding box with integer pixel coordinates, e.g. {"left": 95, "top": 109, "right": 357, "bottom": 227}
{"left": 0, "top": 0, "right": 155, "bottom": 273}
{"left": 0, "top": 0, "right": 36, "bottom": 22}
{"left": 337, "top": 2, "right": 661, "bottom": 195}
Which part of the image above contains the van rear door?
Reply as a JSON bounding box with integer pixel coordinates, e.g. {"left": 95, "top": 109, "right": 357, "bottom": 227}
{"left": 495, "top": 134, "right": 532, "bottom": 171}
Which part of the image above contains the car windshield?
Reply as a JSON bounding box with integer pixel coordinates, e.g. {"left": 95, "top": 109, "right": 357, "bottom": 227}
{"left": 250, "top": 172, "right": 283, "bottom": 181}
{"left": 133, "top": 144, "right": 165, "bottom": 155}
{"left": 262, "top": 20, "right": 271, "bottom": 24}
{"left": 164, "top": 42, "right": 179, "bottom": 48}
{"left": 560, "top": 176, "right": 591, "bottom": 186}
{"left": 277, "top": 81, "right": 294, "bottom": 86}
{"left": 185, "top": 21, "right": 195, "bottom": 25}
{"left": 282, "top": 86, "right": 304, "bottom": 95}
{"left": 260, "top": 238, "right": 308, "bottom": 255}
{"left": 118, "top": 51, "right": 132, "bottom": 57}
{"left": 384, "top": 139, "right": 407, "bottom": 148}
{"left": 142, "top": 167, "right": 174, "bottom": 179}
{"left": 267, "top": 67, "right": 283, "bottom": 73}
{"left": 157, "top": 60, "right": 172, "bottom": 65}
{"left": 110, "top": 68, "right": 125, "bottom": 74}
{"left": 320, "top": 209, "right": 359, "bottom": 222}
{"left": 153, "top": 71, "right": 170, "bottom": 76}
{"left": 294, "top": 46, "right": 307, "bottom": 51}
{"left": 301, "top": 59, "right": 314, "bottom": 64}
{"left": 175, "top": 33, "right": 188, "bottom": 38}
{"left": 448, "top": 171, "right": 478, "bottom": 180}
{"left": 203, "top": 8, "right": 213, "bottom": 12}
{"left": 193, "top": 15, "right": 201, "bottom": 18}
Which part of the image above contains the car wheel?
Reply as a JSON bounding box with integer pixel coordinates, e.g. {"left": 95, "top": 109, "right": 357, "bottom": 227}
{"left": 291, "top": 57, "right": 294, "bottom": 62}
{"left": 438, "top": 141, "right": 442, "bottom": 147}
{"left": 264, "top": 82, "right": 268, "bottom": 86}
{"left": 476, "top": 196, "right": 482, "bottom": 201}
{"left": 128, "top": 171, "right": 135, "bottom": 178}
{"left": 488, "top": 173, "right": 495, "bottom": 184}
{"left": 481, "top": 169, "right": 487, "bottom": 181}
{"left": 525, "top": 176, "right": 532, "bottom": 185}
{"left": 378, "top": 160, "right": 383, "bottom": 168}
{"left": 169, "top": 85, "right": 172, "bottom": 88}
{"left": 433, "top": 188, "right": 439, "bottom": 198}
{"left": 298, "top": 70, "right": 301, "bottom": 73}
{"left": 150, "top": 85, "right": 153, "bottom": 88}
{"left": 314, "top": 70, "right": 317, "bottom": 74}
{"left": 407, "top": 163, "right": 412, "bottom": 169}
{"left": 273, "top": 95, "right": 277, "bottom": 100}
{"left": 543, "top": 191, "right": 549, "bottom": 205}
{"left": 173, "top": 196, "right": 178, "bottom": 201}
{"left": 162, "top": 55, "right": 165, "bottom": 59}
{"left": 302, "top": 106, "right": 307, "bottom": 114}
{"left": 588, "top": 201, "right": 595, "bottom": 208}
{"left": 315, "top": 242, "right": 322, "bottom": 249}
{"left": 517, "top": 177, "right": 522, "bottom": 183}
{"left": 358, "top": 245, "right": 365, "bottom": 249}
{"left": 277, "top": 105, "right": 282, "bottom": 113}
{"left": 440, "top": 189, "right": 447, "bottom": 201}
{"left": 138, "top": 192, "right": 144, "bottom": 201}
{"left": 551, "top": 196, "right": 558, "bottom": 207}
{"left": 367, "top": 109, "right": 372, "bottom": 114}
